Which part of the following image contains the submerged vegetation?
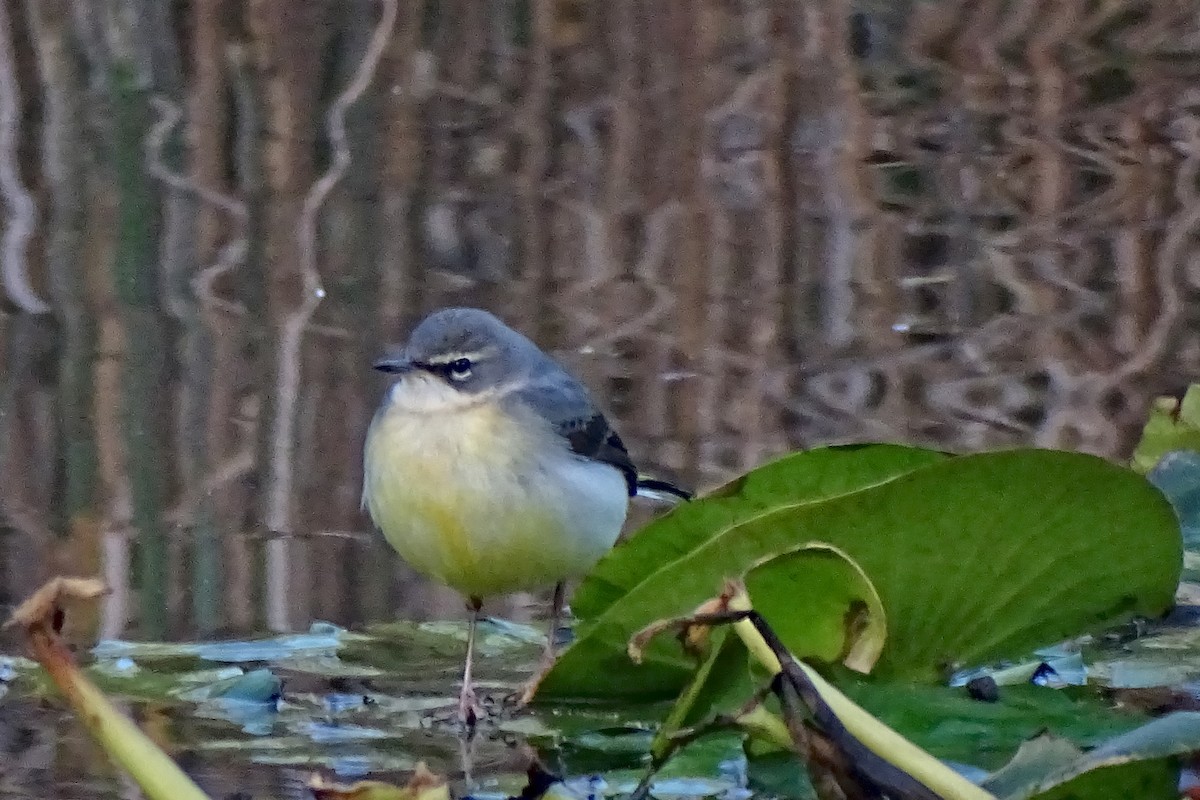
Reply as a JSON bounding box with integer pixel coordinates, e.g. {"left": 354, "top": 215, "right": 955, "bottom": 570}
{"left": 6, "top": 387, "right": 1200, "bottom": 799}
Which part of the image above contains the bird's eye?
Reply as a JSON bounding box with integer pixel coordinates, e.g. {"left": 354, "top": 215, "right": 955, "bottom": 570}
{"left": 447, "top": 358, "right": 472, "bottom": 380}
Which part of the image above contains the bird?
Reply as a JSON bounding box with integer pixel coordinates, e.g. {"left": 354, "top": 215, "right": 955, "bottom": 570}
{"left": 361, "top": 307, "right": 689, "bottom": 726}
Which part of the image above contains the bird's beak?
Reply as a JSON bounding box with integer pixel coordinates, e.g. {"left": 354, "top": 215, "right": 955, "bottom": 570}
{"left": 373, "top": 355, "right": 415, "bottom": 374}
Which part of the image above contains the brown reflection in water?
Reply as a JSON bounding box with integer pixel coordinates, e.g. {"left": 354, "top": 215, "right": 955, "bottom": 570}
{"left": 0, "top": 0, "right": 1197, "bottom": 638}
{"left": 1, "top": 0, "right": 1200, "bottom": 794}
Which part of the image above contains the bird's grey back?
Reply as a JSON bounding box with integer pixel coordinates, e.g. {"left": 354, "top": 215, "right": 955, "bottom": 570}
{"left": 510, "top": 359, "right": 638, "bottom": 495}
{"left": 405, "top": 307, "right": 639, "bottom": 494}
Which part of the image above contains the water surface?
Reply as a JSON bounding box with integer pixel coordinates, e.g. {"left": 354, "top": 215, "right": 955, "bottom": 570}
{"left": 3, "top": 2, "right": 1200, "bottom": 796}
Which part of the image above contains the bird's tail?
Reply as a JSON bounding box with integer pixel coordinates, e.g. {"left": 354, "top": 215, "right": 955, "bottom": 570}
{"left": 634, "top": 475, "right": 693, "bottom": 503}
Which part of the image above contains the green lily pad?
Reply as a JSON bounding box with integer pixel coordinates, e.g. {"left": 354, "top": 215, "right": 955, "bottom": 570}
{"left": 839, "top": 681, "right": 1148, "bottom": 770}
{"left": 539, "top": 449, "right": 1180, "bottom": 701}
{"left": 574, "top": 444, "right": 949, "bottom": 622}
{"left": 982, "top": 712, "right": 1200, "bottom": 799}
{"left": 92, "top": 622, "right": 349, "bottom": 664}
{"left": 649, "top": 627, "right": 756, "bottom": 763}
{"left": 744, "top": 751, "right": 819, "bottom": 799}
{"left": 180, "top": 667, "right": 282, "bottom": 704}
{"left": 747, "top": 542, "right": 886, "bottom": 673}
{"left": 1132, "top": 387, "right": 1200, "bottom": 474}
{"left": 983, "top": 734, "right": 1086, "bottom": 799}
{"left": 649, "top": 543, "right": 886, "bottom": 761}
{"left": 1147, "top": 450, "right": 1200, "bottom": 562}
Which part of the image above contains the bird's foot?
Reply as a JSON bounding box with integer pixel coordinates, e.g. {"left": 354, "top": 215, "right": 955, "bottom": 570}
{"left": 458, "top": 683, "right": 483, "bottom": 730}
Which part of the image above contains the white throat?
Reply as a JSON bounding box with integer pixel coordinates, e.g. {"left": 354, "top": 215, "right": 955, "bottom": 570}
{"left": 388, "top": 374, "right": 484, "bottom": 414}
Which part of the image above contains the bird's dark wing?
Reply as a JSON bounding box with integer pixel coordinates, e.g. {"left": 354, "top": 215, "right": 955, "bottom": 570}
{"left": 511, "top": 378, "right": 638, "bottom": 496}
{"left": 560, "top": 412, "right": 639, "bottom": 496}
{"left": 558, "top": 416, "right": 692, "bottom": 501}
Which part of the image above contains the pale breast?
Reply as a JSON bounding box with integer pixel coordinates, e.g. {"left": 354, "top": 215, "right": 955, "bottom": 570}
{"left": 362, "top": 379, "right": 629, "bottom": 598}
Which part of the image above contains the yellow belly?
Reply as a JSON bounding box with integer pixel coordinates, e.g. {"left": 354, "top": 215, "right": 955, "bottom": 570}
{"left": 362, "top": 387, "right": 629, "bottom": 599}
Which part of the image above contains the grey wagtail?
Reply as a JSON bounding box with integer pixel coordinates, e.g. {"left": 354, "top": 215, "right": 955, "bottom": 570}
{"left": 362, "top": 307, "right": 688, "bottom": 724}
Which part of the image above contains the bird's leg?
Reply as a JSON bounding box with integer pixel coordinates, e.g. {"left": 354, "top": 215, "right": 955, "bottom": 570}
{"left": 514, "top": 581, "right": 566, "bottom": 707}
{"left": 458, "top": 727, "right": 478, "bottom": 787}
{"left": 459, "top": 597, "right": 483, "bottom": 728}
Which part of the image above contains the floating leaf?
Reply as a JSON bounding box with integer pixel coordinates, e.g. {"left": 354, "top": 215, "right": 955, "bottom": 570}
{"left": 1132, "top": 387, "right": 1200, "bottom": 474}
{"left": 93, "top": 621, "right": 348, "bottom": 664}
{"left": 837, "top": 681, "right": 1146, "bottom": 770}
{"left": 982, "top": 713, "right": 1200, "bottom": 799}
{"left": 541, "top": 450, "right": 1180, "bottom": 701}
{"left": 648, "top": 626, "right": 756, "bottom": 763}
{"left": 179, "top": 668, "right": 283, "bottom": 735}
{"left": 1147, "top": 449, "right": 1200, "bottom": 559}
{"left": 744, "top": 750, "right": 818, "bottom": 799}
{"left": 981, "top": 735, "right": 1086, "bottom": 799}
{"left": 634, "top": 577, "right": 1200, "bottom": 800}
{"left": 746, "top": 542, "right": 886, "bottom": 674}
{"left": 181, "top": 668, "right": 282, "bottom": 704}
{"left": 629, "top": 580, "right": 991, "bottom": 799}
{"left": 341, "top": 619, "right": 540, "bottom": 682}
{"left": 726, "top": 583, "right": 996, "bottom": 800}
{"left": 646, "top": 543, "right": 886, "bottom": 762}
{"left": 574, "top": 444, "right": 948, "bottom": 622}
{"left": 662, "top": 582, "right": 998, "bottom": 800}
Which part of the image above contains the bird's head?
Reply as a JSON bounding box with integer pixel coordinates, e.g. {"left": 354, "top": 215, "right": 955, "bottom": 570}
{"left": 374, "top": 308, "right": 541, "bottom": 410}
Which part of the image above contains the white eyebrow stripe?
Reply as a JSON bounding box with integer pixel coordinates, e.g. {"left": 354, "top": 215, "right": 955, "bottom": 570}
{"left": 422, "top": 346, "right": 497, "bottom": 365}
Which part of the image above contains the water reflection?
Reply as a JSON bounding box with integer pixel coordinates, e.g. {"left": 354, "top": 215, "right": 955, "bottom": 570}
{"left": 4, "top": 0, "right": 1200, "bottom": 796}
